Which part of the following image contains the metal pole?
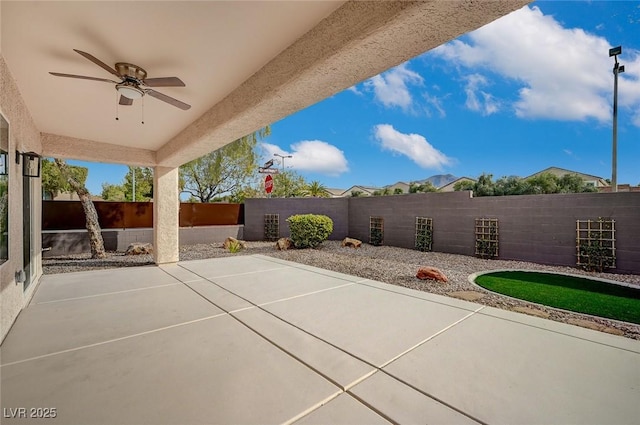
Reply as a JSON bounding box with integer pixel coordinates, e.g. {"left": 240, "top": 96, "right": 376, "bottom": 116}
{"left": 612, "top": 62, "right": 618, "bottom": 192}
{"left": 132, "top": 166, "right": 136, "bottom": 201}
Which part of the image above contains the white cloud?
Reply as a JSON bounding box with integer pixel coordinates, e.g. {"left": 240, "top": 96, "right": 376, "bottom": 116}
{"left": 433, "top": 5, "right": 640, "bottom": 124}
{"left": 373, "top": 124, "right": 451, "bottom": 169}
{"left": 347, "top": 85, "right": 363, "bottom": 96}
{"left": 464, "top": 74, "right": 500, "bottom": 115}
{"left": 364, "top": 63, "right": 423, "bottom": 111}
{"left": 261, "top": 140, "right": 349, "bottom": 176}
{"left": 422, "top": 92, "right": 447, "bottom": 118}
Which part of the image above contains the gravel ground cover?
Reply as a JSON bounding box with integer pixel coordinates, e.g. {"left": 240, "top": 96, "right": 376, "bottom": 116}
{"left": 43, "top": 240, "right": 640, "bottom": 340}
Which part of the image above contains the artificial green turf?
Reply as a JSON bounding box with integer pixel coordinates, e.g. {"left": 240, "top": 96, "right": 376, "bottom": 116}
{"left": 474, "top": 271, "right": 640, "bottom": 324}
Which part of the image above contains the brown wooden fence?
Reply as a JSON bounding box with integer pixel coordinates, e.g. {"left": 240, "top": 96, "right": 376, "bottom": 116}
{"left": 42, "top": 201, "right": 244, "bottom": 230}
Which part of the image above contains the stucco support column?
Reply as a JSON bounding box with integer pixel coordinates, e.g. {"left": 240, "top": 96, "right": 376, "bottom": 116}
{"left": 153, "top": 166, "right": 179, "bottom": 264}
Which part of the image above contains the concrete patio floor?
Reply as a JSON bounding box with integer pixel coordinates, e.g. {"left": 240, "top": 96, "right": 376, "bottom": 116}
{"left": 1, "top": 255, "right": 639, "bottom": 424}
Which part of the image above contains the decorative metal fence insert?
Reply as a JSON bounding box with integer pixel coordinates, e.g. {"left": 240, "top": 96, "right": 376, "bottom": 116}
{"left": 369, "top": 216, "right": 384, "bottom": 246}
{"left": 576, "top": 218, "right": 616, "bottom": 271}
{"left": 475, "top": 218, "right": 499, "bottom": 259}
{"left": 415, "top": 217, "right": 433, "bottom": 252}
{"left": 264, "top": 214, "right": 279, "bottom": 241}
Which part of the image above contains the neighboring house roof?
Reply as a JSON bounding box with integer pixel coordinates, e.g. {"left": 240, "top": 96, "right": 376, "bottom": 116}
{"left": 439, "top": 177, "right": 476, "bottom": 192}
{"left": 384, "top": 181, "right": 410, "bottom": 192}
{"left": 325, "top": 188, "right": 346, "bottom": 197}
{"left": 341, "top": 185, "right": 379, "bottom": 197}
{"left": 526, "top": 167, "right": 609, "bottom": 187}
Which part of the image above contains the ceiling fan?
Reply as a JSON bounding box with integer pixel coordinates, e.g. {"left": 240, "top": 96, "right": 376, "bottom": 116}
{"left": 50, "top": 49, "right": 191, "bottom": 110}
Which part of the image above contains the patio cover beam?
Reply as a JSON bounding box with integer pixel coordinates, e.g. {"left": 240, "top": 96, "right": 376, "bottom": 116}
{"left": 42, "top": 133, "right": 156, "bottom": 167}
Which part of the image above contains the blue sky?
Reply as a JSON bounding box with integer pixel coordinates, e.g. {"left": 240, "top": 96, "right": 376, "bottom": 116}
{"left": 73, "top": 1, "right": 640, "bottom": 195}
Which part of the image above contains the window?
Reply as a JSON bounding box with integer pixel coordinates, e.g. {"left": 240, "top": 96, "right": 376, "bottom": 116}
{"left": 0, "top": 114, "right": 8, "bottom": 264}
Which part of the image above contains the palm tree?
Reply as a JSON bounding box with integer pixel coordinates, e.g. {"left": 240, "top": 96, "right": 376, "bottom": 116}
{"left": 306, "top": 180, "right": 330, "bottom": 198}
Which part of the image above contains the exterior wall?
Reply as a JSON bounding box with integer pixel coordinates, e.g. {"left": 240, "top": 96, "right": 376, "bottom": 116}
{"left": 244, "top": 198, "right": 349, "bottom": 241}
{"left": 42, "top": 225, "right": 244, "bottom": 257}
{"left": 0, "top": 53, "right": 44, "bottom": 343}
{"left": 245, "top": 192, "right": 640, "bottom": 274}
{"left": 180, "top": 225, "right": 243, "bottom": 246}
{"left": 347, "top": 191, "right": 476, "bottom": 254}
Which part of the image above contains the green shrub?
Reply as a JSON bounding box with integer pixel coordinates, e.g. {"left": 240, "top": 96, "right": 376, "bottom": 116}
{"left": 227, "top": 240, "right": 243, "bottom": 253}
{"left": 286, "top": 214, "right": 333, "bottom": 248}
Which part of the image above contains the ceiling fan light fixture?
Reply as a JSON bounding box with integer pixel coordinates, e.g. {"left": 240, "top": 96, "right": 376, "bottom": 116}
{"left": 116, "top": 83, "right": 144, "bottom": 100}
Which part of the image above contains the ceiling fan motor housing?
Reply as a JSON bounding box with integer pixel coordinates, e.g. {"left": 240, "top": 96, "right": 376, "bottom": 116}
{"left": 114, "top": 63, "right": 147, "bottom": 99}
{"left": 115, "top": 62, "right": 147, "bottom": 81}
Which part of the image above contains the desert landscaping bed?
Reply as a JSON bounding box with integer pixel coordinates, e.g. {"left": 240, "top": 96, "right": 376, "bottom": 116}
{"left": 43, "top": 240, "right": 640, "bottom": 340}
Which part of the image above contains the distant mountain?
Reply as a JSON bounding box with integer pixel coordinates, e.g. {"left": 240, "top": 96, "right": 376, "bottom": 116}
{"left": 415, "top": 174, "right": 458, "bottom": 188}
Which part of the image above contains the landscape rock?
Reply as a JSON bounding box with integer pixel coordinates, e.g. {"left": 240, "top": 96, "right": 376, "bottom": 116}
{"left": 341, "top": 237, "right": 362, "bottom": 248}
{"left": 276, "top": 238, "right": 293, "bottom": 251}
{"left": 222, "top": 237, "right": 247, "bottom": 250}
{"left": 513, "top": 306, "right": 550, "bottom": 319}
{"left": 125, "top": 242, "right": 153, "bottom": 255}
{"left": 447, "top": 291, "right": 486, "bottom": 302}
{"left": 568, "top": 318, "right": 625, "bottom": 336}
{"left": 416, "top": 266, "right": 448, "bottom": 282}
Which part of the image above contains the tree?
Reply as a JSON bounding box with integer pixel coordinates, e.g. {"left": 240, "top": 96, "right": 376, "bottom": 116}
{"left": 409, "top": 182, "right": 438, "bottom": 193}
{"left": 226, "top": 186, "right": 263, "bottom": 203}
{"left": 180, "top": 127, "right": 270, "bottom": 202}
{"left": 100, "top": 167, "right": 154, "bottom": 201}
{"left": 453, "top": 180, "right": 475, "bottom": 191}
{"left": 101, "top": 183, "right": 126, "bottom": 201}
{"left": 393, "top": 188, "right": 404, "bottom": 195}
{"left": 557, "top": 174, "right": 597, "bottom": 193}
{"left": 271, "top": 170, "right": 308, "bottom": 198}
{"left": 373, "top": 187, "right": 391, "bottom": 196}
{"left": 123, "top": 166, "right": 153, "bottom": 201}
{"left": 455, "top": 172, "right": 597, "bottom": 196}
{"left": 54, "top": 159, "right": 106, "bottom": 258}
{"left": 474, "top": 173, "right": 496, "bottom": 196}
{"left": 350, "top": 190, "right": 363, "bottom": 197}
{"left": 306, "top": 181, "right": 330, "bottom": 198}
{"left": 494, "top": 176, "right": 527, "bottom": 196}
{"left": 42, "top": 158, "right": 88, "bottom": 199}
{"left": 524, "top": 172, "right": 557, "bottom": 194}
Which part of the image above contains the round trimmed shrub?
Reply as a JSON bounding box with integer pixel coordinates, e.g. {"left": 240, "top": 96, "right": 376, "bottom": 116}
{"left": 286, "top": 214, "right": 333, "bottom": 249}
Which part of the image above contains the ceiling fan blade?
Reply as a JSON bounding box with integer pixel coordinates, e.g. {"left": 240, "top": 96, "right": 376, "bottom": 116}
{"left": 119, "top": 95, "right": 133, "bottom": 106}
{"left": 73, "top": 49, "right": 120, "bottom": 78}
{"left": 49, "top": 72, "right": 117, "bottom": 84}
{"left": 142, "top": 77, "right": 185, "bottom": 87}
{"left": 146, "top": 89, "right": 191, "bottom": 110}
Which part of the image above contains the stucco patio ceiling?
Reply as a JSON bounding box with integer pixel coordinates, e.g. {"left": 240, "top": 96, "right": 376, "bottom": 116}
{"left": 1, "top": 1, "right": 529, "bottom": 168}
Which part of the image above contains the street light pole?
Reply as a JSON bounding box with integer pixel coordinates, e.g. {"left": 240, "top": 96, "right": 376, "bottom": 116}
{"left": 274, "top": 153, "right": 292, "bottom": 172}
{"left": 132, "top": 166, "right": 136, "bottom": 202}
{"left": 274, "top": 153, "right": 293, "bottom": 197}
{"left": 609, "top": 46, "right": 625, "bottom": 193}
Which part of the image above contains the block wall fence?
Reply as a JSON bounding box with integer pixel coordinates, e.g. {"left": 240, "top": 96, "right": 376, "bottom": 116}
{"left": 244, "top": 191, "right": 640, "bottom": 274}
{"left": 42, "top": 225, "right": 244, "bottom": 257}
